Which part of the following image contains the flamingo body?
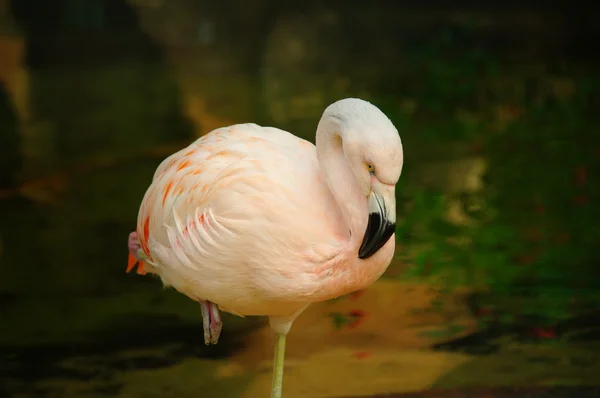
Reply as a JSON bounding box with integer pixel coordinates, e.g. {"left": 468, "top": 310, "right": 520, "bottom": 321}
{"left": 132, "top": 122, "right": 394, "bottom": 322}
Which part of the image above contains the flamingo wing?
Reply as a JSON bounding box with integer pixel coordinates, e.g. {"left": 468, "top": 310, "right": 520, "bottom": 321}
{"left": 133, "top": 123, "right": 345, "bottom": 316}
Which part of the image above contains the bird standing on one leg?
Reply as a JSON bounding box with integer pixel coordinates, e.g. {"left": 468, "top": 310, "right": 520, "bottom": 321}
{"left": 126, "top": 98, "right": 404, "bottom": 398}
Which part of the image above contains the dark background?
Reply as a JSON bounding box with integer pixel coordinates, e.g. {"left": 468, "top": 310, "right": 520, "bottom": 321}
{"left": 0, "top": 1, "right": 599, "bottom": 397}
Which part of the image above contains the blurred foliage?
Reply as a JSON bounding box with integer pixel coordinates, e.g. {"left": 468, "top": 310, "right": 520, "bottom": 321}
{"left": 0, "top": 83, "right": 21, "bottom": 188}
{"left": 382, "top": 27, "right": 600, "bottom": 329}
{"left": 29, "top": 61, "right": 192, "bottom": 170}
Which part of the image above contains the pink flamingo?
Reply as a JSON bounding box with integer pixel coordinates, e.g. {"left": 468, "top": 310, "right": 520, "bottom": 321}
{"left": 127, "top": 98, "right": 403, "bottom": 397}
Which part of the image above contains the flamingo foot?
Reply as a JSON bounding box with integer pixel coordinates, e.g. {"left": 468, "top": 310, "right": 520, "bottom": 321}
{"left": 128, "top": 232, "right": 141, "bottom": 259}
{"left": 200, "top": 300, "right": 222, "bottom": 345}
{"left": 126, "top": 231, "right": 149, "bottom": 274}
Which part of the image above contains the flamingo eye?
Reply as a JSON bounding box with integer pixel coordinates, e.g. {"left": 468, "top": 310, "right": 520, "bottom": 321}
{"left": 366, "top": 163, "right": 375, "bottom": 175}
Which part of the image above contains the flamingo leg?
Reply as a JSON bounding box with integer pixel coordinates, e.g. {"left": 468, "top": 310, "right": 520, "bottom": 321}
{"left": 199, "top": 300, "right": 222, "bottom": 345}
{"left": 208, "top": 301, "right": 222, "bottom": 345}
{"left": 270, "top": 333, "right": 286, "bottom": 398}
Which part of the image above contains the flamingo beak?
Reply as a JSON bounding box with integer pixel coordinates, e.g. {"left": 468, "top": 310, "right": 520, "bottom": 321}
{"left": 358, "top": 190, "right": 396, "bottom": 259}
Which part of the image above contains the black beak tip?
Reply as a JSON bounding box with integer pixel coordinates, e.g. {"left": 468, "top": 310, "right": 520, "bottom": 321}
{"left": 358, "top": 212, "right": 396, "bottom": 259}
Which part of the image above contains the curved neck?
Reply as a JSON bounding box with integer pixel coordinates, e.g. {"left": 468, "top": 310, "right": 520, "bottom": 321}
{"left": 315, "top": 116, "right": 367, "bottom": 249}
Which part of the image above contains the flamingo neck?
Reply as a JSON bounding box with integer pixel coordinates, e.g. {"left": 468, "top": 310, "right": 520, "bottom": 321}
{"left": 315, "top": 116, "right": 367, "bottom": 252}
